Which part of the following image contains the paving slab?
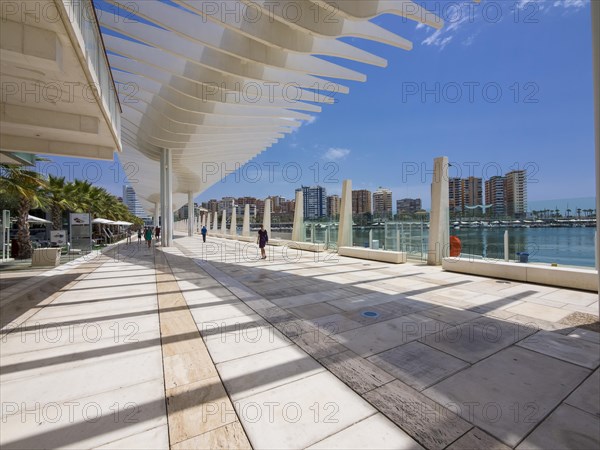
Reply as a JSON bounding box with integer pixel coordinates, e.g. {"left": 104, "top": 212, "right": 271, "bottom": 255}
{"left": 363, "top": 380, "right": 473, "bottom": 450}
{"left": 292, "top": 330, "right": 348, "bottom": 360}
{"left": 307, "top": 414, "right": 424, "bottom": 449}
{"left": 505, "top": 302, "right": 572, "bottom": 323}
{"left": 216, "top": 345, "right": 325, "bottom": 401}
{"left": 421, "top": 316, "right": 537, "bottom": 363}
{"left": 564, "top": 369, "right": 600, "bottom": 417}
{"left": 516, "top": 404, "right": 600, "bottom": 450}
{"left": 367, "top": 341, "right": 469, "bottom": 391}
{"left": 197, "top": 314, "right": 292, "bottom": 364}
{"left": 170, "top": 422, "right": 251, "bottom": 450}
{"left": 287, "top": 302, "right": 343, "bottom": 320}
{"left": 517, "top": 330, "right": 600, "bottom": 369}
{"left": 235, "top": 371, "right": 376, "bottom": 449}
{"left": 569, "top": 327, "right": 600, "bottom": 344}
{"left": 308, "top": 313, "right": 363, "bottom": 335}
{"left": 446, "top": 428, "right": 511, "bottom": 450}
{"left": 95, "top": 425, "right": 169, "bottom": 450}
{"left": 0, "top": 378, "right": 167, "bottom": 449}
{"left": 423, "top": 346, "right": 591, "bottom": 447}
{"left": 335, "top": 313, "right": 445, "bottom": 357}
{"left": 540, "top": 289, "right": 598, "bottom": 307}
{"left": 166, "top": 376, "right": 236, "bottom": 445}
{"left": 319, "top": 350, "right": 395, "bottom": 394}
{"left": 419, "top": 305, "right": 482, "bottom": 325}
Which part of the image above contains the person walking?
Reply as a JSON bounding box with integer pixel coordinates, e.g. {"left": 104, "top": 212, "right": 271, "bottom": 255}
{"left": 144, "top": 227, "right": 153, "bottom": 248}
{"left": 257, "top": 224, "right": 268, "bottom": 260}
{"left": 201, "top": 225, "right": 207, "bottom": 243}
{"left": 155, "top": 226, "right": 161, "bottom": 243}
{"left": 126, "top": 228, "right": 132, "bottom": 244}
{"left": 137, "top": 228, "right": 142, "bottom": 244}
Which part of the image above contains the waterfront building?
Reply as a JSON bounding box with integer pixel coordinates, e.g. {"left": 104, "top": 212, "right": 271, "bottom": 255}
{"left": 464, "top": 177, "right": 483, "bottom": 210}
{"left": 506, "top": 170, "right": 528, "bottom": 218}
{"left": 298, "top": 186, "right": 327, "bottom": 220}
{"left": 327, "top": 195, "right": 341, "bottom": 218}
{"left": 373, "top": 187, "right": 393, "bottom": 218}
{"left": 485, "top": 176, "right": 506, "bottom": 217}
{"left": 449, "top": 178, "right": 463, "bottom": 214}
{"left": 123, "top": 185, "right": 149, "bottom": 219}
{"left": 397, "top": 198, "right": 422, "bottom": 216}
{"left": 207, "top": 199, "right": 219, "bottom": 214}
{"left": 352, "top": 189, "right": 372, "bottom": 215}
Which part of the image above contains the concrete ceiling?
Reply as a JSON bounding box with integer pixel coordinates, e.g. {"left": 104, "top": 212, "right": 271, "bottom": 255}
{"left": 100, "top": 0, "right": 444, "bottom": 211}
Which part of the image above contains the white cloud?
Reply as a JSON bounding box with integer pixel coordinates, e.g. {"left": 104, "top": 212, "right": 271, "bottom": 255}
{"left": 517, "top": 0, "right": 588, "bottom": 10}
{"left": 323, "top": 147, "right": 350, "bottom": 161}
{"left": 421, "top": 0, "right": 588, "bottom": 51}
{"left": 304, "top": 116, "right": 317, "bottom": 126}
{"left": 422, "top": 29, "right": 454, "bottom": 50}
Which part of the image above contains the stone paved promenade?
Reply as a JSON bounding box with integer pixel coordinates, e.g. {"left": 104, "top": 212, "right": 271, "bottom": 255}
{"left": 1, "top": 234, "right": 598, "bottom": 449}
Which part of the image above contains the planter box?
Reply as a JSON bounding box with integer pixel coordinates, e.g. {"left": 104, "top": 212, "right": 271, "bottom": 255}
{"left": 338, "top": 247, "right": 407, "bottom": 264}
{"left": 31, "top": 248, "right": 61, "bottom": 267}
{"left": 442, "top": 257, "right": 598, "bottom": 292}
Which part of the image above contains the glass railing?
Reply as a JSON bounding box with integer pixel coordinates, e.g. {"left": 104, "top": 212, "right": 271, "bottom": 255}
{"left": 449, "top": 224, "right": 596, "bottom": 268}
{"left": 62, "top": 0, "right": 121, "bottom": 144}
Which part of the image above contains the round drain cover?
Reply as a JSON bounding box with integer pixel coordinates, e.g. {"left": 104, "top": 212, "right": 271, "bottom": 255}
{"left": 361, "top": 311, "right": 379, "bottom": 318}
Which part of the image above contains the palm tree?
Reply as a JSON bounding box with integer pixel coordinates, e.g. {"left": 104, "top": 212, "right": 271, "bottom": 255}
{"left": 0, "top": 165, "right": 48, "bottom": 259}
{"left": 45, "top": 175, "right": 76, "bottom": 230}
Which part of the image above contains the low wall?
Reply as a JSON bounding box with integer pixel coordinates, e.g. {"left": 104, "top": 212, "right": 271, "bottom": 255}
{"left": 338, "top": 247, "right": 407, "bottom": 264}
{"left": 31, "top": 248, "right": 61, "bottom": 267}
{"left": 442, "top": 258, "right": 598, "bottom": 292}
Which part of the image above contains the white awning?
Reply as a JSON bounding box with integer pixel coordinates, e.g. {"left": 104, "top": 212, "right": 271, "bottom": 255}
{"left": 27, "top": 215, "right": 51, "bottom": 224}
{"left": 92, "top": 218, "right": 116, "bottom": 224}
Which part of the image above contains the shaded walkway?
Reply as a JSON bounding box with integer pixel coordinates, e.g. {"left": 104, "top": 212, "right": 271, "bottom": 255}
{"left": 0, "top": 234, "right": 598, "bottom": 449}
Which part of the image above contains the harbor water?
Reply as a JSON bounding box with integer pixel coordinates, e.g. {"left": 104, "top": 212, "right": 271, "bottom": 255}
{"left": 273, "top": 225, "right": 596, "bottom": 268}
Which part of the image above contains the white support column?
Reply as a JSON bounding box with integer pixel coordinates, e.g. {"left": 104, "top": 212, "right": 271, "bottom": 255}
{"left": 264, "top": 198, "right": 271, "bottom": 237}
{"left": 337, "top": 179, "right": 353, "bottom": 248}
{"left": 243, "top": 204, "right": 250, "bottom": 237}
{"left": 504, "top": 230, "right": 509, "bottom": 262}
{"left": 213, "top": 212, "right": 218, "bottom": 232}
{"left": 154, "top": 203, "right": 160, "bottom": 227}
{"left": 159, "top": 149, "right": 166, "bottom": 246}
{"left": 592, "top": 0, "right": 600, "bottom": 301}
{"left": 221, "top": 209, "right": 227, "bottom": 234}
{"left": 231, "top": 206, "right": 237, "bottom": 236}
{"left": 427, "top": 156, "right": 450, "bottom": 265}
{"left": 164, "top": 148, "right": 173, "bottom": 247}
{"left": 187, "top": 192, "right": 194, "bottom": 237}
{"left": 292, "top": 190, "right": 304, "bottom": 242}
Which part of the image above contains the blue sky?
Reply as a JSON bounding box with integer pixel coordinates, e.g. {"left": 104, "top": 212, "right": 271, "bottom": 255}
{"left": 44, "top": 0, "right": 595, "bottom": 211}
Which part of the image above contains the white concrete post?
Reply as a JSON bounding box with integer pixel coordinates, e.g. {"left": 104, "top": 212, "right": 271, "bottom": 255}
{"left": 213, "top": 211, "right": 218, "bottom": 232}
{"left": 187, "top": 192, "right": 194, "bottom": 237}
{"left": 337, "top": 179, "right": 352, "bottom": 248}
{"left": 504, "top": 230, "right": 509, "bottom": 262}
{"left": 159, "top": 149, "right": 166, "bottom": 246}
{"left": 592, "top": 0, "right": 600, "bottom": 299}
{"left": 292, "top": 190, "right": 304, "bottom": 242}
{"left": 165, "top": 148, "right": 173, "bottom": 247}
{"left": 231, "top": 206, "right": 237, "bottom": 236}
{"left": 154, "top": 203, "right": 160, "bottom": 227}
{"left": 243, "top": 204, "right": 250, "bottom": 237}
{"left": 221, "top": 209, "right": 227, "bottom": 234}
{"left": 264, "top": 198, "right": 272, "bottom": 237}
{"left": 427, "top": 156, "right": 450, "bottom": 265}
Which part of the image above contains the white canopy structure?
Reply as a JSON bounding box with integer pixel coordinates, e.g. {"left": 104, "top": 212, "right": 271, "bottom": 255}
{"left": 92, "top": 218, "right": 116, "bottom": 225}
{"left": 27, "top": 215, "right": 52, "bottom": 224}
{"left": 95, "top": 0, "right": 446, "bottom": 245}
